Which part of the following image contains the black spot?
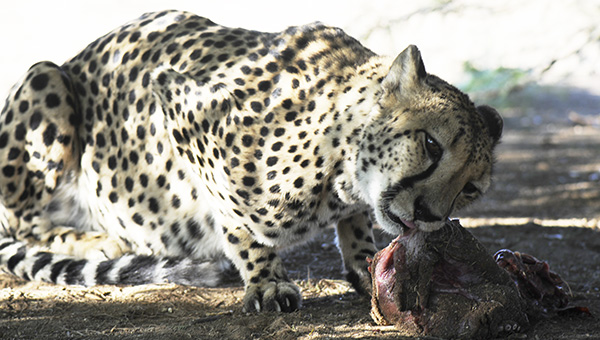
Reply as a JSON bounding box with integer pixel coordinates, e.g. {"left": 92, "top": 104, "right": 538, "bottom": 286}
{"left": 250, "top": 101, "right": 263, "bottom": 113}
{"left": 96, "top": 133, "right": 106, "bottom": 148}
{"left": 353, "top": 228, "right": 365, "bottom": 240}
{"left": 224, "top": 132, "right": 235, "bottom": 147}
{"left": 137, "top": 125, "right": 146, "bottom": 139}
{"left": 29, "top": 111, "right": 43, "bottom": 130}
{"left": 140, "top": 174, "right": 149, "bottom": 187}
{"left": 264, "top": 112, "right": 274, "bottom": 123}
{"left": 172, "top": 195, "right": 181, "bottom": 208}
{"left": 228, "top": 234, "right": 240, "bottom": 244}
{"left": 257, "top": 80, "right": 271, "bottom": 92}
{"left": 44, "top": 93, "right": 60, "bottom": 108}
{"left": 4, "top": 109, "right": 14, "bottom": 124}
{"left": 116, "top": 74, "right": 125, "bottom": 88}
{"left": 242, "top": 176, "right": 255, "bottom": 187}
{"left": 200, "top": 54, "right": 213, "bottom": 63}
{"left": 242, "top": 116, "right": 254, "bottom": 127}
{"left": 2, "top": 165, "right": 15, "bottom": 177}
{"left": 285, "top": 111, "right": 297, "bottom": 122}
{"left": 157, "top": 175, "right": 166, "bottom": 187}
{"left": 171, "top": 130, "right": 185, "bottom": 145}
{"left": 274, "top": 128, "right": 285, "bottom": 137}
{"left": 293, "top": 177, "right": 304, "bottom": 188}
{"left": 92, "top": 161, "right": 101, "bottom": 174}
{"left": 136, "top": 99, "right": 144, "bottom": 113}
{"left": 297, "top": 59, "right": 307, "bottom": 70}
{"left": 282, "top": 99, "right": 293, "bottom": 109}
{"left": 109, "top": 192, "right": 119, "bottom": 203}
{"left": 132, "top": 213, "right": 144, "bottom": 225}
{"left": 280, "top": 48, "right": 295, "bottom": 62}
{"left": 14, "top": 123, "right": 26, "bottom": 141}
{"left": 0, "top": 132, "right": 8, "bottom": 148}
{"left": 7, "top": 148, "right": 20, "bottom": 160}
{"left": 31, "top": 73, "right": 49, "bottom": 91}
{"left": 125, "top": 177, "right": 134, "bottom": 192}
{"left": 42, "top": 124, "right": 57, "bottom": 146}
{"left": 271, "top": 142, "right": 283, "bottom": 152}
{"left": 19, "top": 100, "right": 29, "bottom": 113}
{"left": 187, "top": 219, "right": 203, "bottom": 239}
{"left": 266, "top": 156, "right": 278, "bottom": 166}
{"left": 311, "top": 184, "right": 323, "bottom": 194}
{"left": 244, "top": 162, "right": 256, "bottom": 172}
{"left": 266, "top": 62, "right": 278, "bottom": 72}
{"left": 129, "top": 151, "right": 139, "bottom": 165}
{"left": 145, "top": 153, "right": 154, "bottom": 164}
{"left": 149, "top": 198, "right": 160, "bottom": 213}
{"left": 170, "top": 222, "right": 181, "bottom": 236}
{"left": 241, "top": 135, "right": 253, "bottom": 147}
{"left": 129, "top": 31, "right": 141, "bottom": 42}
{"left": 190, "top": 49, "right": 202, "bottom": 60}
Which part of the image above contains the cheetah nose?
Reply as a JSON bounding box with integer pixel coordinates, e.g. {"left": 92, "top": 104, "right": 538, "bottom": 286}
{"left": 413, "top": 196, "right": 442, "bottom": 223}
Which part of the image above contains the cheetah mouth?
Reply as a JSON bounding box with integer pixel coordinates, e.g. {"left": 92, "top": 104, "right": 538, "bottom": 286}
{"left": 383, "top": 205, "right": 416, "bottom": 233}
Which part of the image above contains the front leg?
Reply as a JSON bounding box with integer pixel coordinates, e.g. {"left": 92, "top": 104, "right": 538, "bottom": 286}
{"left": 221, "top": 225, "right": 301, "bottom": 312}
{"left": 336, "top": 212, "right": 377, "bottom": 295}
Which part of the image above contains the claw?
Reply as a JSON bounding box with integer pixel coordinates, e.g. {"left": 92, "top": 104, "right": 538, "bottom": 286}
{"left": 285, "top": 297, "right": 291, "bottom": 308}
{"left": 254, "top": 299, "right": 261, "bottom": 313}
{"left": 275, "top": 301, "right": 281, "bottom": 312}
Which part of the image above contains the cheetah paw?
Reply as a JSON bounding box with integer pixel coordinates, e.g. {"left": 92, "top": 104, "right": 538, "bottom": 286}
{"left": 242, "top": 280, "right": 302, "bottom": 313}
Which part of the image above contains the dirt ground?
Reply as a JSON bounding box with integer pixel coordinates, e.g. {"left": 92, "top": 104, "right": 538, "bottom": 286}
{"left": 1, "top": 86, "right": 600, "bottom": 339}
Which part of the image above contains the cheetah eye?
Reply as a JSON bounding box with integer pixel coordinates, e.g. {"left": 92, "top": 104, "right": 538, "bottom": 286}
{"left": 462, "top": 182, "right": 479, "bottom": 196}
{"left": 425, "top": 133, "right": 442, "bottom": 162}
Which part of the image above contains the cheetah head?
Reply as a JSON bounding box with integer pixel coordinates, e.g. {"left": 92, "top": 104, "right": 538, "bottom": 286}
{"left": 356, "top": 45, "right": 503, "bottom": 234}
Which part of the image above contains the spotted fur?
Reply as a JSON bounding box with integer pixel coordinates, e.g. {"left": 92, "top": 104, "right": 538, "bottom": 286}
{"left": 0, "top": 10, "right": 502, "bottom": 312}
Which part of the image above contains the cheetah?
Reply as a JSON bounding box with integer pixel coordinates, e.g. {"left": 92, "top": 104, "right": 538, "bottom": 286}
{"left": 0, "top": 10, "right": 502, "bottom": 312}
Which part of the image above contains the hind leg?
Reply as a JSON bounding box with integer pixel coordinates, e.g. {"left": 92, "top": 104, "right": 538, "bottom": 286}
{"left": 0, "top": 61, "right": 128, "bottom": 260}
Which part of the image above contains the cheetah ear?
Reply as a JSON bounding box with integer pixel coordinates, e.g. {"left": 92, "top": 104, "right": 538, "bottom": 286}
{"left": 477, "top": 105, "right": 503, "bottom": 145}
{"left": 382, "top": 45, "right": 427, "bottom": 94}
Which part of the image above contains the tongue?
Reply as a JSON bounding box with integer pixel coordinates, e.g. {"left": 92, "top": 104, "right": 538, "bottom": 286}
{"left": 402, "top": 220, "right": 417, "bottom": 230}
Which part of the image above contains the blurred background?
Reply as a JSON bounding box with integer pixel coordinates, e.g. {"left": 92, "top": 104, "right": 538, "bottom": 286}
{"left": 0, "top": 0, "right": 599, "bottom": 225}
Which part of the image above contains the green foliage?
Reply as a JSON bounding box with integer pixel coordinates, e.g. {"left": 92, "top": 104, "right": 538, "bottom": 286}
{"left": 459, "top": 62, "right": 530, "bottom": 99}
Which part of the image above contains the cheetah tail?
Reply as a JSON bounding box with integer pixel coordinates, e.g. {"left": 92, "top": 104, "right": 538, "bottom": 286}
{"left": 0, "top": 237, "right": 225, "bottom": 287}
